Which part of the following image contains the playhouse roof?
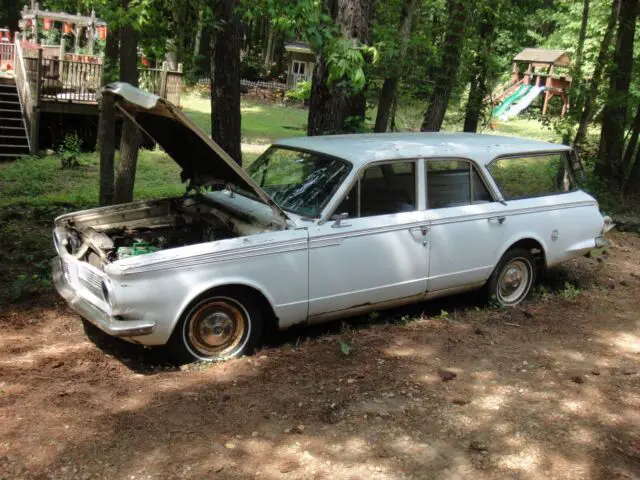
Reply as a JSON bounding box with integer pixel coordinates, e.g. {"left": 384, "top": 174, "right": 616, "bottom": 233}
{"left": 514, "top": 48, "right": 570, "bottom": 66}
{"left": 20, "top": 7, "right": 107, "bottom": 27}
{"left": 284, "top": 41, "right": 314, "bottom": 54}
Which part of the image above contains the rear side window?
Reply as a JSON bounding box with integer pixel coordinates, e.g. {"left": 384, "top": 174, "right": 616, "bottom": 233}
{"left": 426, "top": 160, "right": 492, "bottom": 209}
{"left": 488, "top": 153, "right": 576, "bottom": 200}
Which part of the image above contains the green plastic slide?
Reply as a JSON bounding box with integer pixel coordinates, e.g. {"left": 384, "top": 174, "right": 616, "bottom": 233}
{"left": 492, "top": 84, "right": 531, "bottom": 118}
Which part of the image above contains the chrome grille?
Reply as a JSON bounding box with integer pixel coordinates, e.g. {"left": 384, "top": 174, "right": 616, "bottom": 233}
{"left": 78, "top": 266, "right": 104, "bottom": 299}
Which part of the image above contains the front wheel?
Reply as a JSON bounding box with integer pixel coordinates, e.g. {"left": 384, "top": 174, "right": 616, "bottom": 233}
{"left": 170, "top": 289, "right": 263, "bottom": 363}
{"left": 487, "top": 248, "right": 536, "bottom": 306}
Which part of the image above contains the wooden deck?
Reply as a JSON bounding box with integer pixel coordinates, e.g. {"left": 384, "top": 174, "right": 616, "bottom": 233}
{"left": 9, "top": 34, "right": 183, "bottom": 153}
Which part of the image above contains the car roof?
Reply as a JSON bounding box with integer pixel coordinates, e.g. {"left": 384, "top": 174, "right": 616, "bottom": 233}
{"left": 273, "top": 132, "right": 571, "bottom": 167}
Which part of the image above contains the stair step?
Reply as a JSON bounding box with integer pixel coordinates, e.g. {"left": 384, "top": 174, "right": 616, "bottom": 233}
{"left": 0, "top": 117, "right": 23, "bottom": 122}
{"left": 0, "top": 100, "right": 20, "bottom": 105}
{"left": 0, "top": 134, "right": 28, "bottom": 140}
{"left": 0, "top": 144, "right": 30, "bottom": 148}
{"left": 0, "top": 125, "right": 26, "bottom": 130}
{"left": 0, "top": 153, "right": 28, "bottom": 159}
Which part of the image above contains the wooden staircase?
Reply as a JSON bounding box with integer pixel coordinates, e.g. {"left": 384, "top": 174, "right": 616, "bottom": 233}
{"left": 0, "top": 80, "right": 30, "bottom": 160}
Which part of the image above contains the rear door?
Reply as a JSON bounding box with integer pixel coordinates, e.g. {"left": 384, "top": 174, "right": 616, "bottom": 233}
{"left": 424, "top": 159, "right": 505, "bottom": 292}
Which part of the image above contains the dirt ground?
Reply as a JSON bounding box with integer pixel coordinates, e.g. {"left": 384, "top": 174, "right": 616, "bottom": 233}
{"left": 1, "top": 232, "right": 639, "bottom": 480}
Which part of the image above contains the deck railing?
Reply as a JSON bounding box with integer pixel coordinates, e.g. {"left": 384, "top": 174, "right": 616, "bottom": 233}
{"left": 0, "top": 43, "right": 15, "bottom": 69}
{"left": 13, "top": 37, "right": 33, "bottom": 152}
{"left": 39, "top": 57, "right": 103, "bottom": 103}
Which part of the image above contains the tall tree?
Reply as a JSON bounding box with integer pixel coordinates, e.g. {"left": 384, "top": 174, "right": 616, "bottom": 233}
{"left": 462, "top": 3, "right": 497, "bottom": 133}
{"left": 374, "top": 0, "right": 419, "bottom": 133}
{"left": 210, "top": 0, "right": 242, "bottom": 164}
{"left": 624, "top": 103, "right": 640, "bottom": 190}
{"left": 597, "top": 0, "right": 638, "bottom": 179}
{"left": 307, "top": 0, "right": 376, "bottom": 136}
{"left": 421, "top": 0, "right": 468, "bottom": 132}
{"left": 573, "top": 0, "right": 620, "bottom": 147}
{"left": 571, "top": 0, "right": 589, "bottom": 113}
{"left": 113, "top": 1, "right": 141, "bottom": 204}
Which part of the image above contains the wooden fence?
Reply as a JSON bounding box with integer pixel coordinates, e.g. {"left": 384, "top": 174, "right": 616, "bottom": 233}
{"left": 139, "top": 66, "right": 183, "bottom": 106}
{"left": 0, "top": 43, "right": 14, "bottom": 69}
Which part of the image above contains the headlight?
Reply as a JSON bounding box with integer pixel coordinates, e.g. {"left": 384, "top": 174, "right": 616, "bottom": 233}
{"left": 101, "top": 281, "right": 111, "bottom": 305}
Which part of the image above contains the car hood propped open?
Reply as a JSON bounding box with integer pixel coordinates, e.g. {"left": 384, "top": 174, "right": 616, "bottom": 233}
{"left": 100, "top": 82, "right": 289, "bottom": 228}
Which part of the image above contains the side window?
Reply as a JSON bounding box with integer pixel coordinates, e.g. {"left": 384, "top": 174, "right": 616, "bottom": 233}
{"left": 335, "top": 161, "right": 417, "bottom": 218}
{"left": 488, "top": 153, "right": 576, "bottom": 200}
{"left": 426, "top": 160, "right": 492, "bottom": 209}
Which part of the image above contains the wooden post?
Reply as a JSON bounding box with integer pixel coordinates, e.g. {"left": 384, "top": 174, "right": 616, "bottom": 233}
{"left": 74, "top": 22, "right": 81, "bottom": 53}
{"left": 87, "top": 10, "right": 95, "bottom": 55}
{"left": 542, "top": 91, "right": 551, "bottom": 115}
{"left": 160, "top": 61, "right": 168, "bottom": 98}
{"left": 30, "top": 47, "right": 42, "bottom": 153}
{"left": 97, "top": 93, "right": 116, "bottom": 206}
{"left": 58, "top": 33, "right": 65, "bottom": 77}
{"left": 32, "top": 2, "right": 39, "bottom": 44}
{"left": 561, "top": 94, "right": 568, "bottom": 117}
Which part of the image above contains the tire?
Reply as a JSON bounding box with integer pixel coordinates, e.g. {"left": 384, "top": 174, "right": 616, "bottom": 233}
{"left": 169, "top": 288, "right": 263, "bottom": 363}
{"left": 487, "top": 248, "right": 536, "bottom": 307}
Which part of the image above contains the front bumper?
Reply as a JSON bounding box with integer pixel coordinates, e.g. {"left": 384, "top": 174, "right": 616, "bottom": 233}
{"left": 52, "top": 258, "right": 155, "bottom": 337}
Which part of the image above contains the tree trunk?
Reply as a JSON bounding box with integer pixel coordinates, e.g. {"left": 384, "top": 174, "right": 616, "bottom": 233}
{"left": 375, "top": 78, "right": 399, "bottom": 133}
{"left": 463, "top": 6, "right": 496, "bottom": 133}
{"left": 628, "top": 130, "right": 640, "bottom": 192}
{"left": 572, "top": 0, "right": 590, "bottom": 112}
{"left": 264, "top": 27, "right": 274, "bottom": 69}
{"left": 374, "top": 0, "right": 418, "bottom": 133}
{"left": 597, "top": 0, "right": 638, "bottom": 180}
{"left": 307, "top": 0, "right": 376, "bottom": 136}
{"left": 574, "top": 0, "right": 620, "bottom": 147}
{"left": 103, "top": 25, "right": 120, "bottom": 84}
{"left": 622, "top": 103, "right": 640, "bottom": 188}
{"left": 210, "top": 0, "right": 242, "bottom": 164}
{"left": 97, "top": 93, "right": 116, "bottom": 206}
{"left": 194, "top": 8, "right": 204, "bottom": 57}
{"left": 113, "top": 8, "right": 140, "bottom": 205}
{"left": 421, "top": 0, "right": 468, "bottom": 132}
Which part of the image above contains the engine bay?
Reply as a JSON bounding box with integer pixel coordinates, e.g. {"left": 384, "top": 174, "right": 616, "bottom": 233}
{"left": 56, "top": 195, "right": 274, "bottom": 267}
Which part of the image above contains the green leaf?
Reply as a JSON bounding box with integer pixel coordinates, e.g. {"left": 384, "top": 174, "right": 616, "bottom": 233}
{"left": 339, "top": 340, "right": 351, "bottom": 356}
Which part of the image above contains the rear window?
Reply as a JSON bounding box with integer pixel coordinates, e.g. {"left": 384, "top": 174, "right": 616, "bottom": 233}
{"left": 488, "top": 153, "right": 576, "bottom": 200}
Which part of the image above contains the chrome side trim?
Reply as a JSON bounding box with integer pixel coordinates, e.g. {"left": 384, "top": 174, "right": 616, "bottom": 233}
{"left": 117, "top": 238, "right": 309, "bottom": 275}
{"left": 310, "top": 219, "right": 430, "bottom": 246}
{"left": 306, "top": 281, "right": 485, "bottom": 325}
{"left": 428, "top": 200, "right": 595, "bottom": 227}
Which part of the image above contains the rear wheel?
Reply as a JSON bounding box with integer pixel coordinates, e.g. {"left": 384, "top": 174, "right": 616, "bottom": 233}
{"left": 170, "top": 289, "right": 263, "bottom": 362}
{"left": 487, "top": 248, "right": 536, "bottom": 306}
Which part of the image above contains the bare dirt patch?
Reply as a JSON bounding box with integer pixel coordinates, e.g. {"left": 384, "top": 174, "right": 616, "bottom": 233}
{"left": 1, "top": 232, "right": 639, "bottom": 480}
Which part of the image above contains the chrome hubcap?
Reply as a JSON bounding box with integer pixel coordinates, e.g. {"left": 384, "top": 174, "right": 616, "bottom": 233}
{"left": 498, "top": 259, "right": 531, "bottom": 305}
{"left": 187, "top": 299, "right": 247, "bottom": 357}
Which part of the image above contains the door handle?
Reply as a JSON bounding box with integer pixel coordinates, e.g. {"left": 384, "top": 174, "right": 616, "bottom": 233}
{"left": 488, "top": 216, "right": 506, "bottom": 225}
{"left": 409, "top": 226, "right": 429, "bottom": 235}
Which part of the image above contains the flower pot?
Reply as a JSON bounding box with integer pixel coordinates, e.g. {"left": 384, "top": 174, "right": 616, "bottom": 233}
{"left": 44, "top": 19, "right": 53, "bottom": 30}
{"left": 64, "top": 23, "right": 73, "bottom": 34}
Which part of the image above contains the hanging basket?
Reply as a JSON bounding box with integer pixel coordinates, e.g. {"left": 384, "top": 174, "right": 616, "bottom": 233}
{"left": 43, "top": 18, "right": 53, "bottom": 30}
{"left": 97, "top": 26, "right": 107, "bottom": 40}
{"left": 64, "top": 23, "right": 73, "bottom": 34}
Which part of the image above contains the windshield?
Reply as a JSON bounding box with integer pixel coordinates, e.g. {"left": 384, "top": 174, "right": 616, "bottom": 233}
{"left": 246, "top": 147, "right": 351, "bottom": 217}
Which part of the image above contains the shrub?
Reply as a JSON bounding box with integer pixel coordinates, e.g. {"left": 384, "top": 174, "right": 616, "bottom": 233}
{"left": 58, "top": 133, "right": 83, "bottom": 169}
{"left": 285, "top": 81, "right": 312, "bottom": 104}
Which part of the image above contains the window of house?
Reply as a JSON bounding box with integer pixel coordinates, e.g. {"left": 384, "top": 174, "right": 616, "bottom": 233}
{"left": 292, "top": 61, "right": 306, "bottom": 75}
{"left": 426, "top": 160, "right": 492, "bottom": 209}
{"left": 334, "top": 161, "right": 417, "bottom": 218}
{"left": 487, "top": 153, "right": 576, "bottom": 200}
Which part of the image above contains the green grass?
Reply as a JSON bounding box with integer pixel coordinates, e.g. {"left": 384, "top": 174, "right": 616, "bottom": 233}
{"left": 182, "top": 93, "right": 308, "bottom": 144}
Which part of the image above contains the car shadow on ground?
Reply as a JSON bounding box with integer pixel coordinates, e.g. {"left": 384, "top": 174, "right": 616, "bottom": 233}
{"left": 82, "top": 264, "right": 588, "bottom": 375}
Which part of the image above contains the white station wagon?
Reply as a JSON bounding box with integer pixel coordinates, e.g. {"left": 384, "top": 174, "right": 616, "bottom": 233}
{"left": 53, "top": 83, "right": 609, "bottom": 362}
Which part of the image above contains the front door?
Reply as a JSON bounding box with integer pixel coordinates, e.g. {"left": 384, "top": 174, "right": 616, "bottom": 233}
{"left": 307, "top": 160, "right": 430, "bottom": 317}
{"left": 424, "top": 159, "right": 505, "bottom": 292}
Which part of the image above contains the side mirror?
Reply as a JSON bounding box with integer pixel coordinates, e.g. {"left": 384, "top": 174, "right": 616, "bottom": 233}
{"left": 331, "top": 212, "right": 350, "bottom": 228}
